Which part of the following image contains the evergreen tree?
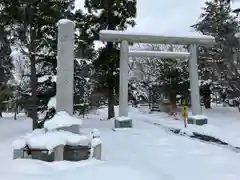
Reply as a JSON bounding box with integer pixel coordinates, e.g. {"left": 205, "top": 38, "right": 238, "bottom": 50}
{"left": 0, "top": 0, "right": 82, "bottom": 128}
{"left": 0, "top": 25, "right": 14, "bottom": 117}
{"left": 83, "top": 0, "right": 137, "bottom": 119}
{"left": 191, "top": 0, "right": 239, "bottom": 108}
{"left": 73, "top": 58, "right": 93, "bottom": 114}
{"left": 156, "top": 58, "right": 189, "bottom": 114}
{"left": 73, "top": 9, "right": 96, "bottom": 114}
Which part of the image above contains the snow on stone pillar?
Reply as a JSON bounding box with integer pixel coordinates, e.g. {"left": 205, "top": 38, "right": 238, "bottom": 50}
{"left": 119, "top": 40, "right": 129, "bottom": 117}
{"left": 56, "top": 19, "right": 74, "bottom": 115}
{"left": 189, "top": 44, "right": 201, "bottom": 115}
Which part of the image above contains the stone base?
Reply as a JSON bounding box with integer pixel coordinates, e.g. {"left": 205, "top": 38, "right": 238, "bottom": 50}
{"left": 187, "top": 115, "right": 208, "bottom": 125}
{"left": 150, "top": 104, "right": 161, "bottom": 112}
{"left": 58, "top": 124, "right": 80, "bottom": 134}
{"left": 159, "top": 102, "right": 170, "bottom": 113}
{"left": 114, "top": 116, "right": 133, "bottom": 128}
{"left": 13, "top": 149, "right": 24, "bottom": 159}
{"left": 92, "top": 143, "right": 102, "bottom": 160}
{"left": 31, "top": 150, "right": 54, "bottom": 162}
{"left": 18, "top": 145, "right": 91, "bottom": 162}
{"left": 64, "top": 145, "right": 90, "bottom": 161}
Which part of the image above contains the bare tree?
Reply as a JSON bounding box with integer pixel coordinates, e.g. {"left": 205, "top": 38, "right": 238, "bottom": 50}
{"left": 10, "top": 50, "right": 30, "bottom": 119}
{"left": 0, "top": 26, "right": 13, "bottom": 117}
{"left": 4, "top": 1, "right": 39, "bottom": 128}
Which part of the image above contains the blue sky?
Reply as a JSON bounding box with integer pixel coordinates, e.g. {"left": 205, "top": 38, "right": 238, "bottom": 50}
{"left": 75, "top": 0, "right": 240, "bottom": 35}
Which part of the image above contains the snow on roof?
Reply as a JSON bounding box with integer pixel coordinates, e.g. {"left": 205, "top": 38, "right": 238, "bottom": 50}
{"left": 91, "top": 138, "right": 102, "bottom": 147}
{"left": 115, "top": 116, "right": 132, "bottom": 122}
{"left": 12, "top": 129, "right": 91, "bottom": 151}
{"left": 100, "top": 30, "right": 214, "bottom": 40}
{"left": 99, "top": 30, "right": 215, "bottom": 45}
{"left": 128, "top": 50, "right": 191, "bottom": 58}
{"left": 188, "top": 114, "right": 208, "bottom": 120}
{"left": 57, "top": 19, "right": 74, "bottom": 26}
{"left": 44, "top": 111, "right": 83, "bottom": 131}
{"left": 91, "top": 128, "right": 100, "bottom": 138}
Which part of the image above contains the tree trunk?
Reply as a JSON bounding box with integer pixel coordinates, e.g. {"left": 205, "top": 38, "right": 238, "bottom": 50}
{"left": 203, "top": 85, "right": 211, "bottom": 109}
{"left": 148, "top": 86, "right": 152, "bottom": 109}
{"left": 107, "top": 77, "right": 115, "bottom": 119}
{"left": 14, "top": 102, "right": 17, "bottom": 120}
{"left": 106, "top": 0, "right": 115, "bottom": 119}
{"left": 204, "top": 94, "right": 211, "bottom": 109}
{"left": 29, "top": 24, "right": 38, "bottom": 130}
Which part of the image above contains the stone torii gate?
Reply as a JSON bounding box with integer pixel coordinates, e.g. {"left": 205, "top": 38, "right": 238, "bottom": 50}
{"left": 99, "top": 30, "right": 215, "bottom": 127}
{"left": 55, "top": 19, "right": 215, "bottom": 128}
{"left": 115, "top": 50, "right": 191, "bottom": 128}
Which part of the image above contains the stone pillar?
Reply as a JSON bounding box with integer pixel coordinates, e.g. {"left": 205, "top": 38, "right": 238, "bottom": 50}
{"left": 92, "top": 143, "right": 102, "bottom": 160}
{"left": 119, "top": 40, "right": 129, "bottom": 117}
{"left": 188, "top": 44, "right": 201, "bottom": 115}
{"left": 56, "top": 19, "right": 74, "bottom": 115}
{"left": 13, "top": 149, "right": 24, "bottom": 159}
{"left": 188, "top": 44, "right": 207, "bottom": 125}
{"left": 54, "top": 145, "right": 64, "bottom": 161}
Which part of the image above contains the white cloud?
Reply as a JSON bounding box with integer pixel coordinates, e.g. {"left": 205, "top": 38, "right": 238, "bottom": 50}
{"left": 75, "top": 0, "right": 240, "bottom": 35}
{"left": 133, "top": 0, "right": 207, "bottom": 34}
{"left": 75, "top": 0, "right": 84, "bottom": 10}
{"left": 75, "top": 0, "right": 207, "bottom": 35}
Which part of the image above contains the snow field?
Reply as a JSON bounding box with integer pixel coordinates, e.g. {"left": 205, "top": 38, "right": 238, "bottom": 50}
{"left": 0, "top": 106, "right": 240, "bottom": 180}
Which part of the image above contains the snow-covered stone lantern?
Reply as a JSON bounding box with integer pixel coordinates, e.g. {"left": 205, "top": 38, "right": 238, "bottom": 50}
{"left": 12, "top": 111, "right": 102, "bottom": 161}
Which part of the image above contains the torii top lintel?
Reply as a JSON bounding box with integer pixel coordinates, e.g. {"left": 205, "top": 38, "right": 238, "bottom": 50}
{"left": 99, "top": 30, "right": 215, "bottom": 46}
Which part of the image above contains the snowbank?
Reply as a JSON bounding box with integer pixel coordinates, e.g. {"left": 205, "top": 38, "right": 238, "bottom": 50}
{"left": 90, "top": 104, "right": 240, "bottom": 149}
{"left": 137, "top": 105, "right": 240, "bottom": 148}
{"left": 1, "top": 159, "right": 160, "bottom": 180}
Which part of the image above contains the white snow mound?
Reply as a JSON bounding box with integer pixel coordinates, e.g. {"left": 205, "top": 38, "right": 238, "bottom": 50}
{"left": 44, "top": 111, "right": 83, "bottom": 130}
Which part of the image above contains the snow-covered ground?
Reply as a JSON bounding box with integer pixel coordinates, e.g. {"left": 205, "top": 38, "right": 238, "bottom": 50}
{"left": 1, "top": 106, "right": 240, "bottom": 180}
{"left": 0, "top": 113, "right": 31, "bottom": 171}
{"left": 139, "top": 104, "right": 240, "bottom": 147}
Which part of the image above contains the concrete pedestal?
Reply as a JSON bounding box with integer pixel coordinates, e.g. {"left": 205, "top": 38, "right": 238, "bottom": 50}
{"left": 58, "top": 125, "right": 80, "bottom": 134}
{"left": 187, "top": 115, "right": 208, "bottom": 125}
{"left": 114, "top": 116, "right": 133, "bottom": 128}
{"left": 13, "top": 149, "right": 24, "bottom": 159}
{"left": 92, "top": 143, "right": 102, "bottom": 160}
{"left": 63, "top": 145, "right": 90, "bottom": 161}
{"left": 54, "top": 145, "right": 64, "bottom": 161}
